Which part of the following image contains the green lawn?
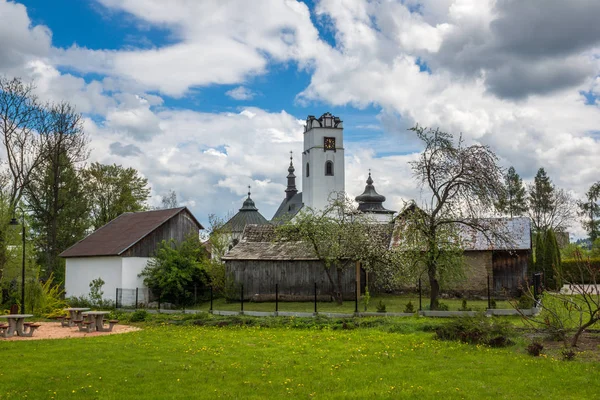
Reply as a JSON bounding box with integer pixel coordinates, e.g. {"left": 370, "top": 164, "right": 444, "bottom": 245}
{"left": 191, "top": 294, "right": 513, "bottom": 313}
{"left": 1, "top": 319, "right": 598, "bottom": 399}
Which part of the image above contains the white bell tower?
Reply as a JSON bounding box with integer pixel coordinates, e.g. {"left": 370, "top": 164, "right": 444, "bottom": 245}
{"left": 302, "top": 113, "right": 345, "bottom": 211}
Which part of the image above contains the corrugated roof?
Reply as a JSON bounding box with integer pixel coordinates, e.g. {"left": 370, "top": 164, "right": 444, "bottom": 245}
{"left": 59, "top": 207, "right": 203, "bottom": 258}
{"left": 391, "top": 216, "right": 531, "bottom": 251}
{"left": 223, "top": 194, "right": 269, "bottom": 233}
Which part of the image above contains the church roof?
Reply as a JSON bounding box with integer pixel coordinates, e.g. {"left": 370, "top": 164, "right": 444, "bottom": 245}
{"left": 223, "top": 189, "right": 269, "bottom": 233}
{"left": 271, "top": 192, "right": 303, "bottom": 223}
{"left": 355, "top": 172, "right": 395, "bottom": 215}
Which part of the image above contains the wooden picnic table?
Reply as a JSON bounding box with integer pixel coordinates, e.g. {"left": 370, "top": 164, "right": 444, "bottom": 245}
{"left": 82, "top": 311, "right": 111, "bottom": 332}
{"left": 62, "top": 308, "right": 91, "bottom": 327}
{"left": 0, "top": 314, "right": 34, "bottom": 337}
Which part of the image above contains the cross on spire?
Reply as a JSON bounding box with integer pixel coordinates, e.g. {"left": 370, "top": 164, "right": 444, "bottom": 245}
{"left": 248, "top": 185, "right": 251, "bottom": 197}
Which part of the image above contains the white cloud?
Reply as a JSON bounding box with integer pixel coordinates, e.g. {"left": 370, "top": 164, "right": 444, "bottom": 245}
{"left": 225, "top": 86, "right": 256, "bottom": 101}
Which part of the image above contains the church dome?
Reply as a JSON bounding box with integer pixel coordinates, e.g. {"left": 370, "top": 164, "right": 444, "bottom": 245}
{"left": 355, "top": 172, "right": 394, "bottom": 214}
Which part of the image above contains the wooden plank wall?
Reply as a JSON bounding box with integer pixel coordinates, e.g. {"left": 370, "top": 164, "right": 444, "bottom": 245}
{"left": 492, "top": 250, "right": 530, "bottom": 295}
{"left": 122, "top": 210, "right": 200, "bottom": 257}
{"left": 226, "top": 260, "right": 358, "bottom": 300}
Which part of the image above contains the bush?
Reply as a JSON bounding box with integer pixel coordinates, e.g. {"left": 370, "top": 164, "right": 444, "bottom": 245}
{"left": 562, "top": 349, "right": 576, "bottom": 361}
{"left": 459, "top": 299, "right": 472, "bottom": 311}
{"left": 403, "top": 301, "right": 414, "bottom": 313}
{"left": 376, "top": 300, "right": 386, "bottom": 313}
{"left": 517, "top": 295, "right": 534, "bottom": 309}
{"left": 435, "top": 315, "right": 515, "bottom": 347}
{"left": 526, "top": 341, "right": 544, "bottom": 356}
{"left": 489, "top": 299, "right": 497, "bottom": 309}
{"left": 561, "top": 258, "right": 600, "bottom": 284}
{"left": 130, "top": 309, "right": 149, "bottom": 322}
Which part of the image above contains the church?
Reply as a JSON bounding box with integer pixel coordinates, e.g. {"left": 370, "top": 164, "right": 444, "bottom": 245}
{"left": 221, "top": 112, "right": 395, "bottom": 300}
{"left": 271, "top": 112, "right": 395, "bottom": 222}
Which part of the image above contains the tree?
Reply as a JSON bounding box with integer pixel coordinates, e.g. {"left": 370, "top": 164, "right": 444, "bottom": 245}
{"left": 528, "top": 168, "right": 575, "bottom": 233}
{"left": 0, "top": 77, "right": 47, "bottom": 209}
{"left": 534, "top": 229, "right": 562, "bottom": 290}
{"left": 275, "top": 195, "right": 395, "bottom": 304}
{"left": 496, "top": 166, "right": 527, "bottom": 217}
{"left": 25, "top": 101, "right": 90, "bottom": 281}
{"left": 578, "top": 181, "right": 600, "bottom": 242}
{"left": 404, "top": 126, "right": 508, "bottom": 310}
{"left": 159, "top": 190, "right": 178, "bottom": 209}
{"left": 139, "top": 235, "right": 208, "bottom": 306}
{"left": 82, "top": 162, "right": 150, "bottom": 229}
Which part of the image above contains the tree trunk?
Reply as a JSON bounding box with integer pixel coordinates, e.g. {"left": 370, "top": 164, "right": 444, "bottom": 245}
{"left": 335, "top": 267, "right": 344, "bottom": 305}
{"left": 429, "top": 274, "right": 440, "bottom": 310}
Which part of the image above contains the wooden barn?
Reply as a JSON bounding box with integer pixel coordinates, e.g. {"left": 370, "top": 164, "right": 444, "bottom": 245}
{"left": 60, "top": 207, "right": 203, "bottom": 302}
{"left": 222, "top": 225, "right": 362, "bottom": 301}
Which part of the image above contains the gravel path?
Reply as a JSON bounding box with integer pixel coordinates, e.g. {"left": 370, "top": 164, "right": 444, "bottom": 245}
{"left": 1, "top": 321, "right": 140, "bottom": 341}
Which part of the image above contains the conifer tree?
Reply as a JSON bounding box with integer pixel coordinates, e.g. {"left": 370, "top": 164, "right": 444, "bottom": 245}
{"left": 497, "top": 166, "right": 527, "bottom": 217}
{"left": 578, "top": 182, "right": 600, "bottom": 243}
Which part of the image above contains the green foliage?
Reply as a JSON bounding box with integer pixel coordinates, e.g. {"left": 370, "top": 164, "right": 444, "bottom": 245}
{"left": 534, "top": 229, "right": 562, "bottom": 289}
{"left": 140, "top": 235, "right": 209, "bottom": 306}
{"left": 25, "top": 272, "right": 67, "bottom": 317}
{"left": 578, "top": 181, "right": 600, "bottom": 242}
{"left": 89, "top": 277, "right": 105, "bottom": 306}
{"left": 130, "top": 309, "right": 149, "bottom": 322}
{"left": 459, "top": 299, "right": 472, "bottom": 311}
{"left": 435, "top": 315, "right": 515, "bottom": 347}
{"left": 517, "top": 295, "right": 534, "bottom": 309}
{"left": 403, "top": 300, "right": 414, "bottom": 313}
{"left": 561, "top": 257, "right": 600, "bottom": 284}
{"left": 528, "top": 167, "right": 575, "bottom": 232}
{"left": 489, "top": 299, "right": 497, "bottom": 309}
{"left": 362, "top": 287, "right": 371, "bottom": 312}
{"left": 376, "top": 300, "right": 386, "bottom": 313}
{"left": 82, "top": 162, "right": 150, "bottom": 229}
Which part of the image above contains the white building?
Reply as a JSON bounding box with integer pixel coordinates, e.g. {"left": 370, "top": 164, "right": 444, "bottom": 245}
{"left": 60, "top": 207, "right": 203, "bottom": 302}
{"left": 272, "top": 112, "right": 395, "bottom": 222}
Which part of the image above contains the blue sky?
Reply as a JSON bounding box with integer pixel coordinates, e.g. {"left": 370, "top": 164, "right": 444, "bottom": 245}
{"left": 3, "top": 0, "right": 600, "bottom": 236}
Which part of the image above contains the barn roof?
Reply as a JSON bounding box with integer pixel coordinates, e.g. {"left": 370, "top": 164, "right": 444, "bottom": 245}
{"left": 222, "top": 224, "right": 317, "bottom": 261}
{"left": 59, "top": 207, "right": 203, "bottom": 258}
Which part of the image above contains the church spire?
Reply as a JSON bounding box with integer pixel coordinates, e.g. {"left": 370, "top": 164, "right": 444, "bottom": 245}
{"left": 240, "top": 185, "right": 258, "bottom": 211}
{"left": 285, "top": 151, "right": 298, "bottom": 201}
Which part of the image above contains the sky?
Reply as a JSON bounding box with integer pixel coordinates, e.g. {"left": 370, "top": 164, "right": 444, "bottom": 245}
{"left": 2, "top": 0, "right": 600, "bottom": 237}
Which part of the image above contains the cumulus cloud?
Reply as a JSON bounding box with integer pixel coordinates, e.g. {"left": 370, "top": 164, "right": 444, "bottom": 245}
{"left": 225, "top": 86, "right": 256, "bottom": 101}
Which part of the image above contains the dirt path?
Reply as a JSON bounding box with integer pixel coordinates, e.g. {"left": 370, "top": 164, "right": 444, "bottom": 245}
{"left": 1, "top": 321, "right": 140, "bottom": 341}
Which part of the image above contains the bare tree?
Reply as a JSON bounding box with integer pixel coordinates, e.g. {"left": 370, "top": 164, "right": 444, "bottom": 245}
{"left": 403, "top": 126, "right": 509, "bottom": 309}
{"left": 0, "top": 77, "right": 47, "bottom": 208}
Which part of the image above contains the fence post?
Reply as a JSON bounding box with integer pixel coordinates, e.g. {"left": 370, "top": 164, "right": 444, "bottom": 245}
{"left": 354, "top": 280, "right": 358, "bottom": 314}
{"left": 135, "top": 288, "right": 139, "bottom": 310}
{"left": 116, "top": 288, "right": 119, "bottom": 309}
{"left": 240, "top": 284, "right": 244, "bottom": 313}
{"left": 210, "top": 285, "right": 213, "bottom": 313}
{"left": 418, "top": 278, "right": 422, "bottom": 311}
{"left": 487, "top": 275, "right": 491, "bottom": 310}
{"left": 158, "top": 292, "right": 161, "bottom": 313}
{"left": 314, "top": 282, "right": 317, "bottom": 314}
{"left": 275, "top": 284, "right": 279, "bottom": 313}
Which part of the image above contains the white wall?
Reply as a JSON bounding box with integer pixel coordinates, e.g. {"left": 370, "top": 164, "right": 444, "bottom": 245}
{"left": 302, "top": 124, "right": 345, "bottom": 211}
{"left": 121, "top": 257, "right": 150, "bottom": 289}
{"left": 65, "top": 257, "right": 123, "bottom": 301}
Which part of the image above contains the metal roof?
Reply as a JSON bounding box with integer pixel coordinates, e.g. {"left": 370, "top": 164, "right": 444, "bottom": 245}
{"left": 59, "top": 207, "right": 203, "bottom": 258}
{"left": 223, "top": 193, "right": 270, "bottom": 233}
{"left": 271, "top": 192, "right": 303, "bottom": 223}
{"left": 391, "top": 216, "right": 531, "bottom": 251}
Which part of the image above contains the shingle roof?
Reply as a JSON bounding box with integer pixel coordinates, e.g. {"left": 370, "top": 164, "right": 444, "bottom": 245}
{"left": 59, "top": 207, "right": 203, "bottom": 258}
{"left": 222, "top": 224, "right": 317, "bottom": 261}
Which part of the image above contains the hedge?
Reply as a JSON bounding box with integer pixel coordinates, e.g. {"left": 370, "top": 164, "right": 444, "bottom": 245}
{"left": 560, "top": 258, "right": 600, "bottom": 284}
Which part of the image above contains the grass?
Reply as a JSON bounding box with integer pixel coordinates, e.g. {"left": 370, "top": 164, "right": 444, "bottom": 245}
{"left": 189, "top": 294, "right": 513, "bottom": 314}
{"left": 1, "top": 316, "right": 599, "bottom": 399}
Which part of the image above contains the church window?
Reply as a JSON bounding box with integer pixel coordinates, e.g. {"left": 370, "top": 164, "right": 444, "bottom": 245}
{"left": 325, "top": 161, "right": 334, "bottom": 176}
{"left": 306, "top": 162, "right": 310, "bottom": 177}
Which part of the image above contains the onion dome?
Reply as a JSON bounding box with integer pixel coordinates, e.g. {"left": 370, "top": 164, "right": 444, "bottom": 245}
{"left": 355, "top": 172, "right": 394, "bottom": 214}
